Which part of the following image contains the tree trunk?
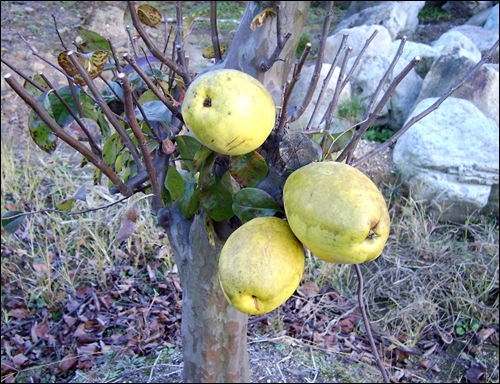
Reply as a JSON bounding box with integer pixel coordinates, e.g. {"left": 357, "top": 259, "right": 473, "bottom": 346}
{"left": 164, "top": 206, "right": 249, "bottom": 383}
{"left": 162, "top": 2, "right": 311, "bottom": 382}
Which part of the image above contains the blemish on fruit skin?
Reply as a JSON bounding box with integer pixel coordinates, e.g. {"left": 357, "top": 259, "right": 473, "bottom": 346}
{"left": 252, "top": 296, "right": 260, "bottom": 311}
{"left": 203, "top": 98, "right": 212, "bottom": 107}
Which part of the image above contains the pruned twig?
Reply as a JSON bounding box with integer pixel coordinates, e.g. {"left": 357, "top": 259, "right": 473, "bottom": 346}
{"left": 278, "top": 43, "right": 312, "bottom": 133}
{"left": 288, "top": 1, "right": 334, "bottom": 122}
{"left": 4, "top": 73, "right": 132, "bottom": 197}
{"left": 319, "top": 45, "right": 353, "bottom": 131}
{"left": 306, "top": 33, "right": 349, "bottom": 131}
{"left": 119, "top": 73, "right": 163, "bottom": 212}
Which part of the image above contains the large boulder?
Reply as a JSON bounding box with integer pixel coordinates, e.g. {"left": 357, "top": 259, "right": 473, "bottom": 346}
{"left": 449, "top": 24, "right": 500, "bottom": 62}
{"left": 325, "top": 25, "right": 393, "bottom": 64}
{"left": 335, "top": 2, "right": 425, "bottom": 39}
{"left": 442, "top": 1, "right": 495, "bottom": 18}
{"left": 393, "top": 97, "right": 499, "bottom": 222}
{"left": 431, "top": 30, "right": 482, "bottom": 62}
{"left": 484, "top": 3, "right": 499, "bottom": 29}
{"left": 415, "top": 52, "right": 499, "bottom": 125}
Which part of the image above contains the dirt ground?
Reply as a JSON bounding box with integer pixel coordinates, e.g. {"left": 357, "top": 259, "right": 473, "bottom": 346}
{"left": 1, "top": 2, "right": 496, "bottom": 384}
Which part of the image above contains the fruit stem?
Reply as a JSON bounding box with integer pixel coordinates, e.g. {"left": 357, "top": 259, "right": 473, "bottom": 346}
{"left": 354, "top": 264, "right": 390, "bottom": 383}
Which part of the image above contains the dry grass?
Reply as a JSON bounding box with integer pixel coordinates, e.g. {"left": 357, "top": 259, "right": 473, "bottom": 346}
{"left": 1, "top": 112, "right": 498, "bottom": 384}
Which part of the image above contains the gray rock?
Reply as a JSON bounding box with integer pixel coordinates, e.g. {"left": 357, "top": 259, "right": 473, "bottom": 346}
{"left": 394, "top": 40, "right": 440, "bottom": 78}
{"left": 465, "top": 5, "right": 495, "bottom": 26}
{"left": 288, "top": 63, "right": 352, "bottom": 131}
{"left": 345, "top": 53, "right": 422, "bottom": 129}
{"left": 431, "top": 30, "right": 482, "bottom": 62}
{"left": 442, "top": 1, "right": 494, "bottom": 17}
{"left": 334, "top": 2, "right": 407, "bottom": 39}
{"left": 415, "top": 54, "right": 499, "bottom": 125}
{"left": 449, "top": 24, "right": 499, "bottom": 62}
{"left": 393, "top": 97, "right": 499, "bottom": 222}
{"left": 344, "top": 1, "right": 425, "bottom": 38}
{"left": 325, "top": 25, "right": 393, "bottom": 64}
{"left": 484, "top": 3, "right": 499, "bottom": 29}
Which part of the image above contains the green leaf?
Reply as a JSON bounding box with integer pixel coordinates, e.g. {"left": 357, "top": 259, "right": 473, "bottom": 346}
{"left": 55, "top": 185, "right": 87, "bottom": 212}
{"left": 1, "top": 211, "right": 26, "bottom": 234}
{"left": 102, "top": 81, "right": 124, "bottom": 103}
{"left": 102, "top": 132, "right": 122, "bottom": 167}
{"left": 166, "top": 165, "right": 185, "bottom": 202}
{"left": 28, "top": 108, "right": 58, "bottom": 154}
{"left": 178, "top": 181, "right": 200, "bottom": 219}
{"left": 55, "top": 198, "right": 76, "bottom": 212}
{"left": 176, "top": 135, "right": 201, "bottom": 172}
{"left": 135, "top": 100, "right": 172, "bottom": 123}
{"left": 229, "top": 151, "right": 268, "bottom": 187}
{"left": 77, "top": 28, "right": 112, "bottom": 53}
{"left": 23, "top": 74, "right": 50, "bottom": 97}
{"left": 196, "top": 150, "right": 216, "bottom": 190}
{"left": 232, "top": 187, "right": 282, "bottom": 223}
{"left": 200, "top": 174, "right": 234, "bottom": 222}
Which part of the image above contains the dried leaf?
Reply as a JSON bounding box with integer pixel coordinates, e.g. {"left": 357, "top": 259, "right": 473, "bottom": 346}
{"left": 116, "top": 203, "right": 139, "bottom": 242}
{"left": 56, "top": 353, "right": 78, "bottom": 374}
{"left": 7, "top": 308, "right": 32, "bottom": 319}
{"left": 202, "top": 45, "right": 226, "bottom": 59}
{"left": 466, "top": 360, "right": 485, "bottom": 383}
{"left": 297, "top": 281, "right": 320, "bottom": 298}
{"left": 137, "top": 4, "right": 162, "bottom": 28}
{"left": 11, "top": 354, "right": 28, "bottom": 369}
{"left": 250, "top": 8, "right": 276, "bottom": 31}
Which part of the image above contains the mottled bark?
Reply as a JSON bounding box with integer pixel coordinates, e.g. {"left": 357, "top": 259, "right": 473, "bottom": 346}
{"left": 163, "top": 206, "right": 249, "bottom": 383}
{"left": 223, "top": 1, "right": 310, "bottom": 104}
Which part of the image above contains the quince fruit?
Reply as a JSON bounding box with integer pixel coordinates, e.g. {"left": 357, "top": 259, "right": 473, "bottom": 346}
{"left": 182, "top": 69, "right": 276, "bottom": 155}
{"left": 283, "top": 161, "right": 390, "bottom": 264}
{"left": 219, "top": 217, "right": 305, "bottom": 315}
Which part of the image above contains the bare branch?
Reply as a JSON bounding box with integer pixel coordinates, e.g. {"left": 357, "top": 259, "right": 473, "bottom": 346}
{"left": 126, "top": 25, "right": 140, "bottom": 58}
{"left": 0, "top": 57, "right": 48, "bottom": 93}
{"left": 4, "top": 73, "right": 132, "bottom": 197}
{"left": 278, "top": 43, "right": 312, "bottom": 133}
{"left": 210, "top": 1, "right": 223, "bottom": 63}
{"left": 321, "top": 45, "right": 353, "bottom": 129}
{"left": 261, "top": 2, "right": 292, "bottom": 72}
{"left": 174, "top": 1, "right": 191, "bottom": 81}
{"left": 51, "top": 14, "right": 68, "bottom": 50}
{"left": 66, "top": 51, "right": 144, "bottom": 171}
{"left": 122, "top": 53, "right": 184, "bottom": 123}
{"left": 108, "top": 38, "right": 123, "bottom": 73}
{"left": 119, "top": 73, "right": 163, "bottom": 211}
{"left": 355, "top": 264, "right": 390, "bottom": 383}
{"left": 39, "top": 73, "right": 102, "bottom": 156}
{"left": 352, "top": 39, "right": 500, "bottom": 168}
{"left": 338, "top": 37, "right": 410, "bottom": 164}
{"left": 5, "top": 194, "right": 133, "bottom": 220}
{"left": 126, "top": 1, "right": 191, "bottom": 85}
{"left": 288, "top": 1, "right": 334, "bottom": 122}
